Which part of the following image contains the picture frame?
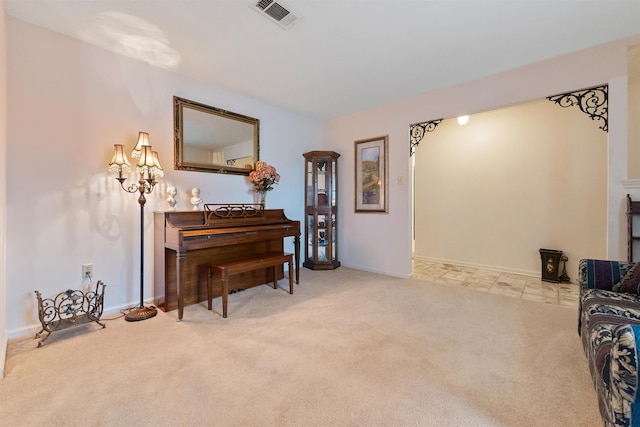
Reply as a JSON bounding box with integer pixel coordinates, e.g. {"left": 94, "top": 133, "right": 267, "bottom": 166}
{"left": 355, "top": 135, "right": 389, "bottom": 213}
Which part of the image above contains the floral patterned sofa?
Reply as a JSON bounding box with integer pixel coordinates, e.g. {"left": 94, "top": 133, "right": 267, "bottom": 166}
{"left": 579, "top": 259, "right": 640, "bottom": 427}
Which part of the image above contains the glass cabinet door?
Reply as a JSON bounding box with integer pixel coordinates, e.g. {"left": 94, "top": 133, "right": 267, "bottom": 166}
{"left": 331, "top": 213, "right": 337, "bottom": 262}
{"left": 306, "top": 214, "right": 314, "bottom": 262}
{"left": 306, "top": 159, "right": 314, "bottom": 207}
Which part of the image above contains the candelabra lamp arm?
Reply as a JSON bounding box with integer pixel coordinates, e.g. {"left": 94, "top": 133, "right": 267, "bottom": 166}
{"left": 116, "top": 176, "right": 140, "bottom": 194}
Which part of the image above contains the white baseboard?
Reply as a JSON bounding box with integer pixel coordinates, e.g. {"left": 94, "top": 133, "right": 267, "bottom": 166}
{"left": 7, "top": 298, "right": 157, "bottom": 340}
{"left": 0, "top": 329, "right": 6, "bottom": 380}
{"left": 412, "top": 255, "right": 540, "bottom": 278}
{"left": 339, "top": 263, "right": 412, "bottom": 279}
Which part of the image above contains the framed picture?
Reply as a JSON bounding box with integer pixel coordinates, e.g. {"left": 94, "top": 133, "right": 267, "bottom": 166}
{"left": 355, "top": 135, "right": 389, "bottom": 213}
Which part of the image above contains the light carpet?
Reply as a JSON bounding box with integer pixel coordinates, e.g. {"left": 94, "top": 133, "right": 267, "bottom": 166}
{"left": 1, "top": 267, "right": 601, "bottom": 426}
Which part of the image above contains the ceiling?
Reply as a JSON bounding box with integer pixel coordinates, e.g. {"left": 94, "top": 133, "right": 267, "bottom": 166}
{"left": 4, "top": 0, "right": 640, "bottom": 121}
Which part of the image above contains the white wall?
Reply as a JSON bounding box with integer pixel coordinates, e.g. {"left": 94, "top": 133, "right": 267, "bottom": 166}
{"left": 414, "top": 100, "right": 607, "bottom": 275}
{"left": 609, "top": 77, "right": 630, "bottom": 259}
{"left": 629, "top": 45, "right": 640, "bottom": 179}
{"left": 324, "top": 35, "right": 640, "bottom": 279}
{"left": 0, "top": 2, "right": 8, "bottom": 378}
{"left": 5, "top": 18, "right": 321, "bottom": 335}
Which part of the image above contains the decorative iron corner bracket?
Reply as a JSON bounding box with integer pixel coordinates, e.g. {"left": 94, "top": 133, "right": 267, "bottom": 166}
{"left": 547, "top": 84, "right": 608, "bottom": 132}
{"left": 410, "top": 119, "right": 443, "bottom": 156}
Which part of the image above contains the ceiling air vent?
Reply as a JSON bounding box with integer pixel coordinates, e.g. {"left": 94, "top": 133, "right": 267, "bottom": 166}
{"left": 251, "top": 0, "right": 302, "bottom": 30}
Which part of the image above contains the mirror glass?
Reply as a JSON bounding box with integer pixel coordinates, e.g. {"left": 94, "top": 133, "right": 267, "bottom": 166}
{"left": 174, "top": 96, "right": 259, "bottom": 174}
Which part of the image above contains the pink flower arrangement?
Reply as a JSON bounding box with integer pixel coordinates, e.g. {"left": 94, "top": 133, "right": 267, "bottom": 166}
{"left": 249, "top": 161, "right": 280, "bottom": 192}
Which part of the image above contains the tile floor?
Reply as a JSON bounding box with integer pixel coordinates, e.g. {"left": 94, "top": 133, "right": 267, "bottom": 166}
{"left": 412, "top": 259, "right": 580, "bottom": 308}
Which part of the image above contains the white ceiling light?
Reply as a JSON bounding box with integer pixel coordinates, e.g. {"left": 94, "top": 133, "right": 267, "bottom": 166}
{"left": 457, "top": 115, "right": 469, "bottom": 126}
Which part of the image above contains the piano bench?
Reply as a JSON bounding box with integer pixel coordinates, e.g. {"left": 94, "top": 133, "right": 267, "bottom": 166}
{"left": 207, "top": 252, "right": 294, "bottom": 318}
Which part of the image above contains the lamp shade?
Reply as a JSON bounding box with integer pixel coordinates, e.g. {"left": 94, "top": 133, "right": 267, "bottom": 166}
{"left": 131, "top": 132, "right": 150, "bottom": 159}
{"left": 151, "top": 151, "right": 164, "bottom": 177}
{"left": 136, "top": 145, "right": 157, "bottom": 178}
{"left": 107, "top": 144, "right": 132, "bottom": 175}
{"left": 457, "top": 115, "right": 469, "bottom": 126}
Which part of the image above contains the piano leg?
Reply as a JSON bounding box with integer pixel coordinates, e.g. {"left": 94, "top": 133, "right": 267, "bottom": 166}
{"left": 176, "top": 250, "right": 187, "bottom": 321}
{"left": 294, "top": 234, "right": 300, "bottom": 284}
{"left": 288, "top": 258, "right": 294, "bottom": 294}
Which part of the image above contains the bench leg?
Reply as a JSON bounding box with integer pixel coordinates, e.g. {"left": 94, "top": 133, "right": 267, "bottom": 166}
{"left": 272, "top": 265, "right": 278, "bottom": 289}
{"left": 207, "top": 269, "right": 213, "bottom": 311}
{"left": 221, "top": 271, "right": 229, "bottom": 318}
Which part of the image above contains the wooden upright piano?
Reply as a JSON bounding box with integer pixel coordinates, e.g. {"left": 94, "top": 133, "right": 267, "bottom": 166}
{"left": 154, "top": 205, "right": 300, "bottom": 320}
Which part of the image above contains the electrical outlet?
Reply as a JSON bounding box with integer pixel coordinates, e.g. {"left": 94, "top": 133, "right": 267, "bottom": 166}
{"left": 82, "top": 263, "right": 94, "bottom": 279}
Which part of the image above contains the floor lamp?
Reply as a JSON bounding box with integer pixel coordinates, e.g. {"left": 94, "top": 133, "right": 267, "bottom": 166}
{"left": 108, "top": 132, "right": 163, "bottom": 322}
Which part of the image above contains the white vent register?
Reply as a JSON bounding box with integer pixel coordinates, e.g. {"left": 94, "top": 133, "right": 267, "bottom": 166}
{"left": 251, "top": 0, "right": 302, "bottom": 29}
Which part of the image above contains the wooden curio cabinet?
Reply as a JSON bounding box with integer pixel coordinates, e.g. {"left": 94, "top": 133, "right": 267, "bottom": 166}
{"left": 303, "top": 151, "right": 340, "bottom": 270}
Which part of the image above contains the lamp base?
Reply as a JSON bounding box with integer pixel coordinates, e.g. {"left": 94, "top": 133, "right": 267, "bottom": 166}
{"left": 125, "top": 305, "right": 158, "bottom": 322}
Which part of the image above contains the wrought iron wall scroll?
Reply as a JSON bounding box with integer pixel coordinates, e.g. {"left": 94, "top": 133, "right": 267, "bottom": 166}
{"left": 409, "top": 119, "right": 443, "bottom": 156}
{"left": 547, "top": 85, "right": 608, "bottom": 132}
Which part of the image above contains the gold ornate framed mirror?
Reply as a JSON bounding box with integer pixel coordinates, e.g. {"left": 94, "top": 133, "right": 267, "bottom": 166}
{"left": 174, "top": 96, "right": 259, "bottom": 175}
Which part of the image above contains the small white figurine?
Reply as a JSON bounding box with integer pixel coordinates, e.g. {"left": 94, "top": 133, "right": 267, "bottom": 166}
{"left": 166, "top": 186, "right": 177, "bottom": 211}
{"left": 190, "top": 187, "right": 202, "bottom": 210}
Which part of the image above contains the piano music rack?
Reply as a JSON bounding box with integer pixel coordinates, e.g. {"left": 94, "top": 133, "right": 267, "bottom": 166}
{"left": 204, "top": 203, "right": 263, "bottom": 219}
